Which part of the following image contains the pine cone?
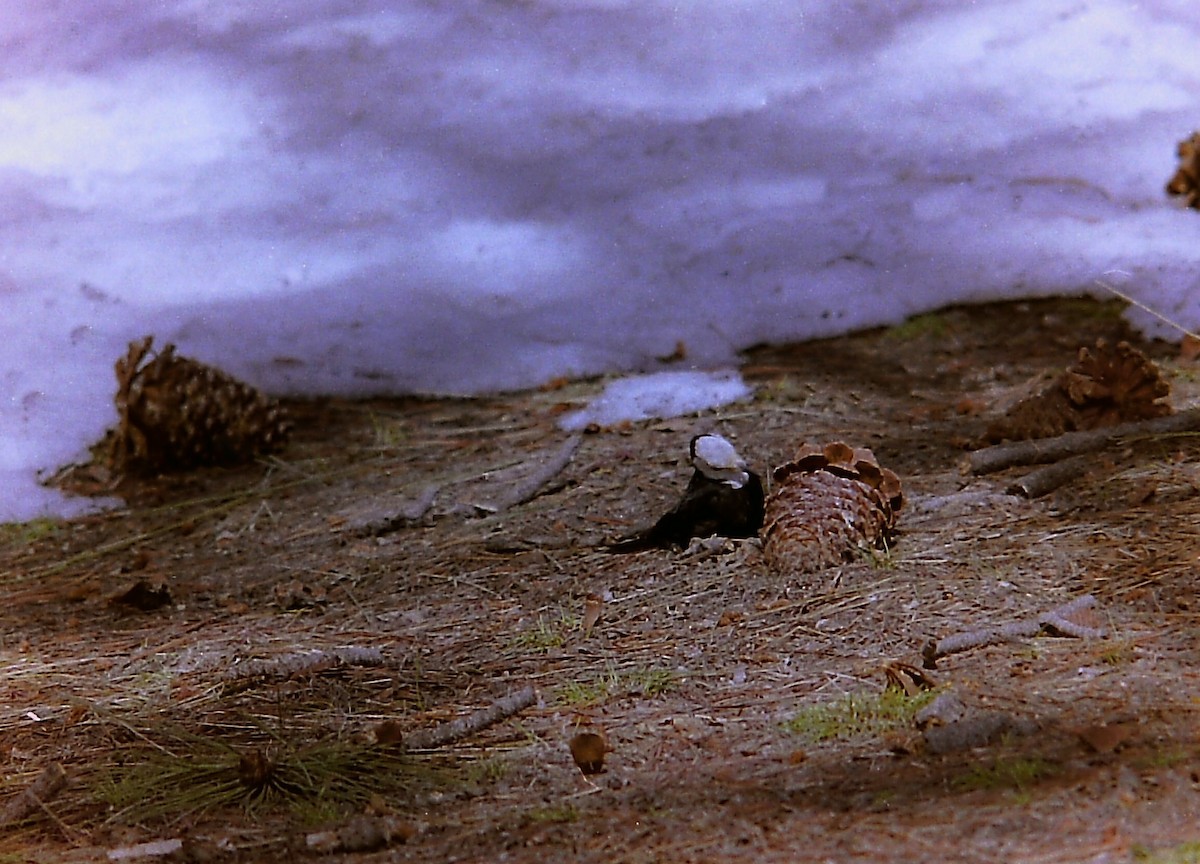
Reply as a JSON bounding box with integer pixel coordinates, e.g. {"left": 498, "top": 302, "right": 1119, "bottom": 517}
{"left": 108, "top": 336, "right": 289, "bottom": 473}
{"left": 985, "top": 339, "right": 1171, "bottom": 442}
{"left": 1062, "top": 339, "right": 1171, "bottom": 427}
{"left": 1166, "top": 131, "right": 1200, "bottom": 209}
{"left": 762, "top": 442, "right": 903, "bottom": 577}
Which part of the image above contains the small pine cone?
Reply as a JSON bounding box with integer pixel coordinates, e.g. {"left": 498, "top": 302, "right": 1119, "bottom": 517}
{"left": 762, "top": 442, "right": 903, "bottom": 577}
{"left": 109, "top": 336, "right": 290, "bottom": 473}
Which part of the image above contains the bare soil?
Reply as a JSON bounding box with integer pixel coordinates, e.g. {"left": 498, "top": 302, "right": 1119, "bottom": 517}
{"left": 3, "top": 297, "right": 1200, "bottom": 863}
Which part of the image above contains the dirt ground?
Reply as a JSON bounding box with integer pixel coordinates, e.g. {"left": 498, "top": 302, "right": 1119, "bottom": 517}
{"left": 3, "top": 297, "right": 1200, "bottom": 863}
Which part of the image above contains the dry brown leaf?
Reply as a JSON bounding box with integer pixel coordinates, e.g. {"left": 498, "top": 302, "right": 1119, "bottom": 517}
{"left": 717, "top": 609, "right": 743, "bottom": 627}
{"left": 883, "top": 661, "right": 937, "bottom": 696}
{"left": 109, "top": 579, "right": 172, "bottom": 612}
{"left": 1075, "top": 721, "right": 1137, "bottom": 753}
{"left": 374, "top": 720, "right": 406, "bottom": 748}
{"left": 581, "top": 592, "right": 604, "bottom": 637}
{"left": 569, "top": 731, "right": 608, "bottom": 775}
{"left": 274, "top": 578, "right": 327, "bottom": 610}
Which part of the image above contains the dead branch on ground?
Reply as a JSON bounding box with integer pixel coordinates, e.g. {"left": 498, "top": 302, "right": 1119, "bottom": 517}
{"left": 1007, "top": 454, "right": 1093, "bottom": 498}
{"left": 967, "top": 407, "right": 1200, "bottom": 475}
{"left": 342, "top": 484, "right": 440, "bottom": 536}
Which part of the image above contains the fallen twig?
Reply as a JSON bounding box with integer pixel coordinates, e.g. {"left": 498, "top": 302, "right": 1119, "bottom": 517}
{"left": 967, "top": 407, "right": 1200, "bottom": 475}
{"left": 1041, "top": 595, "right": 1107, "bottom": 639}
{"left": 1007, "top": 453, "right": 1094, "bottom": 499}
{"left": 923, "top": 594, "right": 1104, "bottom": 668}
{"left": 471, "top": 435, "right": 582, "bottom": 514}
{"left": 403, "top": 686, "right": 537, "bottom": 751}
{"left": 0, "top": 762, "right": 67, "bottom": 827}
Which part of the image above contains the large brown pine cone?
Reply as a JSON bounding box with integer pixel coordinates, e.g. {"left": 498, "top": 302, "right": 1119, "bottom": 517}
{"left": 762, "top": 442, "right": 903, "bottom": 577}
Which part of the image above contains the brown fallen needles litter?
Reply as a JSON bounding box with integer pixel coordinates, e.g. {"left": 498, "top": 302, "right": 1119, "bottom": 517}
{"left": 6, "top": 298, "right": 1200, "bottom": 862}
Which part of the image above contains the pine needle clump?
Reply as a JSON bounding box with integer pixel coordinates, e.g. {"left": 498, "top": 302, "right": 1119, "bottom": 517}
{"left": 92, "top": 732, "right": 444, "bottom": 828}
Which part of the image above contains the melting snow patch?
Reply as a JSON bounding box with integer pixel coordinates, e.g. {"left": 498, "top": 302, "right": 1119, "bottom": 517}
{"left": 559, "top": 370, "right": 752, "bottom": 431}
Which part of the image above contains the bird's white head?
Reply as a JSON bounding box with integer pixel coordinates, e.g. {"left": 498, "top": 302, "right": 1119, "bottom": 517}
{"left": 690, "top": 434, "right": 750, "bottom": 488}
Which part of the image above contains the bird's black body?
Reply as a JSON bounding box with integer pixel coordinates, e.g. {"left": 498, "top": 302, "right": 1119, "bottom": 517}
{"left": 606, "top": 456, "right": 765, "bottom": 553}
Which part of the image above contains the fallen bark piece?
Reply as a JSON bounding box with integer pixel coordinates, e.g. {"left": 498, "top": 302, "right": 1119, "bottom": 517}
{"left": 915, "top": 691, "right": 969, "bottom": 729}
{"left": 923, "top": 594, "right": 1103, "bottom": 668}
{"left": 393, "top": 686, "right": 537, "bottom": 751}
{"left": 923, "top": 711, "right": 1038, "bottom": 754}
{"left": 968, "top": 407, "right": 1200, "bottom": 475}
{"left": 305, "top": 815, "right": 416, "bottom": 854}
{"left": 0, "top": 762, "right": 67, "bottom": 826}
{"left": 340, "top": 484, "right": 440, "bottom": 536}
{"left": 223, "top": 647, "right": 385, "bottom": 687}
{"left": 106, "top": 838, "right": 184, "bottom": 861}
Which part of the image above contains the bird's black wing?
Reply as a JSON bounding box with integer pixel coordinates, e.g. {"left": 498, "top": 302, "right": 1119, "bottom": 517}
{"left": 605, "top": 470, "right": 764, "bottom": 553}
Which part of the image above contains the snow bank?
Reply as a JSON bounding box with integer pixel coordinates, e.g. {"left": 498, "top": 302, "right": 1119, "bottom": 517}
{"left": 2, "top": 1, "right": 1199, "bottom": 520}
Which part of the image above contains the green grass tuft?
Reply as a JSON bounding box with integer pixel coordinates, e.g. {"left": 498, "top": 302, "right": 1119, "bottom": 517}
{"left": 954, "top": 756, "right": 1055, "bottom": 794}
{"left": 555, "top": 665, "right": 676, "bottom": 707}
{"left": 1132, "top": 841, "right": 1200, "bottom": 864}
{"left": 0, "top": 517, "right": 62, "bottom": 546}
{"left": 886, "top": 313, "right": 950, "bottom": 341}
{"left": 527, "top": 804, "right": 578, "bottom": 824}
{"left": 510, "top": 614, "right": 577, "bottom": 652}
{"left": 783, "top": 689, "right": 935, "bottom": 743}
